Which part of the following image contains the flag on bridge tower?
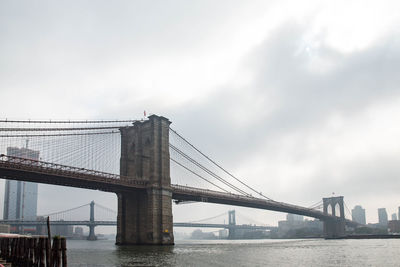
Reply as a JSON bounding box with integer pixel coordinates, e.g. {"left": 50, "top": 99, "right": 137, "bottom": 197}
{"left": 144, "top": 110, "right": 147, "bottom": 117}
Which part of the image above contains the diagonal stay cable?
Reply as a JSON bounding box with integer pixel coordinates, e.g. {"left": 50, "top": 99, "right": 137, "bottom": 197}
{"left": 170, "top": 144, "right": 250, "bottom": 196}
{"left": 344, "top": 201, "right": 353, "bottom": 220}
{"left": 170, "top": 158, "right": 230, "bottom": 194}
{"left": 170, "top": 144, "right": 251, "bottom": 197}
{"left": 170, "top": 128, "right": 272, "bottom": 200}
{"left": 308, "top": 200, "right": 323, "bottom": 209}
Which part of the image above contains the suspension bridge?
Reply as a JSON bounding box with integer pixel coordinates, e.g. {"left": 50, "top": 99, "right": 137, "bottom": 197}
{"left": 0, "top": 115, "right": 359, "bottom": 245}
{"left": 0, "top": 201, "right": 275, "bottom": 240}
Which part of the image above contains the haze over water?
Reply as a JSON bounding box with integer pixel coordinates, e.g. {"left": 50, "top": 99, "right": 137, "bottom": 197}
{"left": 68, "top": 239, "right": 400, "bottom": 266}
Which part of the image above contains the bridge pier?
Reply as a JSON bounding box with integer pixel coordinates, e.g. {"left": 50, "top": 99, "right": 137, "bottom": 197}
{"left": 116, "top": 115, "right": 174, "bottom": 245}
{"left": 87, "top": 225, "right": 97, "bottom": 240}
{"left": 323, "top": 196, "right": 346, "bottom": 238}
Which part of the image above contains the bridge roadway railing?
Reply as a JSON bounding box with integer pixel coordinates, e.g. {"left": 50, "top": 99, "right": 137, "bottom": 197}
{"left": 0, "top": 155, "right": 148, "bottom": 192}
{"left": 171, "top": 184, "right": 338, "bottom": 222}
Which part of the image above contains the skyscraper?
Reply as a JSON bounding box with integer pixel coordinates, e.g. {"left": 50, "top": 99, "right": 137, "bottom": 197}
{"left": 378, "top": 208, "right": 388, "bottom": 227}
{"left": 3, "top": 147, "right": 39, "bottom": 221}
{"left": 351, "top": 205, "right": 366, "bottom": 225}
{"left": 391, "top": 213, "right": 397, "bottom": 221}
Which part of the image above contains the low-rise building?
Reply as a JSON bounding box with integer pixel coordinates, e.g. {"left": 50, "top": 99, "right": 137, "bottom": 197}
{"left": 388, "top": 220, "right": 400, "bottom": 234}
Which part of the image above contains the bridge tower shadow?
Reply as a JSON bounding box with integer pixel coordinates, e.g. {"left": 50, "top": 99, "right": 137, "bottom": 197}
{"left": 323, "top": 196, "right": 346, "bottom": 238}
{"left": 116, "top": 115, "right": 174, "bottom": 245}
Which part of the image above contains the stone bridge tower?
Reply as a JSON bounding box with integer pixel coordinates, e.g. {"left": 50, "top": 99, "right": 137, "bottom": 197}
{"left": 228, "top": 210, "right": 236, "bottom": 239}
{"left": 116, "top": 115, "right": 174, "bottom": 245}
{"left": 323, "top": 196, "right": 346, "bottom": 238}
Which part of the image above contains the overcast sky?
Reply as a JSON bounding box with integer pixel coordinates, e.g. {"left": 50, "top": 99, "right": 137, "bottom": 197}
{"left": 1, "top": 0, "right": 400, "bottom": 231}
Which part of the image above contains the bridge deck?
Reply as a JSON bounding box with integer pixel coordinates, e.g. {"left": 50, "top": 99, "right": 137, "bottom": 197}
{"left": 0, "top": 155, "right": 147, "bottom": 192}
{"left": 0, "top": 156, "right": 357, "bottom": 225}
{"left": 171, "top": 185, "right": 332, "bottom": 221}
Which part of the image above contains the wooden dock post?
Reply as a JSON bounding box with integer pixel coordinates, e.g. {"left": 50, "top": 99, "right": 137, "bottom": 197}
{"left": 0, "top": 234, "right": 67, "bottom": 267}
{"left": 61, "top": 238, "right": 67, "bottom": 267}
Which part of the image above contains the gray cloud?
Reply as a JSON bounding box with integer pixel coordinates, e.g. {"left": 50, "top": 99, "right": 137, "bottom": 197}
{"left": 166, "top": 22, "right": 400, "bottom": 222}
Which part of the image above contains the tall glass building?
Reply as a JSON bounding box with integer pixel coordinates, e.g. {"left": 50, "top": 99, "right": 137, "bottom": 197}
{"left": 3, "top": 147, "right": 39, "bottom": 221}
{"left": 351, "top": 205, "right": 366, "bottom": 225}
{"left": 378, "top": 208, "right": 388, "bottom": 227}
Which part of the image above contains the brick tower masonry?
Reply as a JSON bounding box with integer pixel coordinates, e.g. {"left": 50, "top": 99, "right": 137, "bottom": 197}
{"left": 116, "top": 115, "right": 174, "bottom": 245}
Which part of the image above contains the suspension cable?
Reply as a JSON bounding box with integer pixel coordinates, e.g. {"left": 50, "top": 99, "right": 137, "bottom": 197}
{"left": 0, "top": 119, "right": 137, "bottom": 124}
{"left": 0, "top": 126, "right": 121, "bottom": 132}
{"left": 170, "top": 128, "right": 273, "bottom": 200}
{"left": 170, "top": 158, "right": 231, "bottom": 194}
{"left": 307, "top": 200, "right": 323, "bottom": 209}
{"left": 95, "top": 203, "right": 117, "bottom": 214}
{"left": 0, "top": 131, "right": 119, "bottom": 138}
{"left": 41, "top": 203, "right": 90, "bottom": 217}
{"left": 170, "top": 144, "right": 251, "bottom": 197}
{"left": 189, "top": 211, "right": 228, "bottom": 223}
{"left": 344, "top": 201, "right": 353, "bottom": 219}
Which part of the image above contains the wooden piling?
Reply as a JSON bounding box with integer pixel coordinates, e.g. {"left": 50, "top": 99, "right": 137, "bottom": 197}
{"left": 0, "top": 235, "right": 67, "bottom": 267}
{"left": 61, "top": 238, "right": 67, "bottom": 267}
{"left": 45, "top": 237, "right": 51, "bottom": 267}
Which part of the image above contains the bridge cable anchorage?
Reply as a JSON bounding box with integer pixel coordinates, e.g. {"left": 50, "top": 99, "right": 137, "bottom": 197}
{"left": 170, "top": 144, "right": 252, "bottom": 197}
{"left": 0, "top": 119, "right": 138, "bottom": 124}
{"left": 170, "top": 128, "right": 274, "bottom": 201}
{"left": 170, "top": 158, "right": 231, "bottom": 194}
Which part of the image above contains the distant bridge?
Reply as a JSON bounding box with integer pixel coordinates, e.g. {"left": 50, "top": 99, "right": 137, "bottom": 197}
{"left": 0, "top": 220, "right": 274, "bottom": 230}
{"left": 0, "top": 203, "right": 274, "bottom": 240}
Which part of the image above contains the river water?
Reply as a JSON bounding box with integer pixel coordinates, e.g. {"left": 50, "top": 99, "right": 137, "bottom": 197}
{"left": 67, "top": 238, "right": 400, "bottom": 266}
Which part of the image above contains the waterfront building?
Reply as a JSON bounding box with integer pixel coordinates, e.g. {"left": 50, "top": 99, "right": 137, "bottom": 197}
{"left": 278, "top": 217, "right": 323, "bottom": 238}
{"left": 219, "top": 229, "right": 228, "bottom": 239}
{"left": 351, "top": 205, "right": 366, "bottom": 225}
{"left": 74, "top": 227, "right": 84, "bottom": 236}
{"left": 378, "top": 208, "right": 388, "bottom": 227}
{"left": 0, "top": 224, "right": 10, "bottom": 233}
{"left": 3, "top": 147, "right": 39, "bottom": 221}
{"left": 388, "top": 220, "right": 400, "bottom": 233}
{"left": 53, "top": 220, "right": 73, "bottom": 237}
{"left": 286, "top": 213, "right": 304, "bottom": 222}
